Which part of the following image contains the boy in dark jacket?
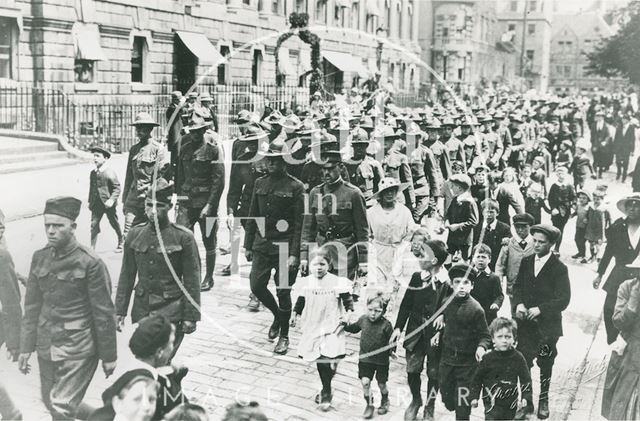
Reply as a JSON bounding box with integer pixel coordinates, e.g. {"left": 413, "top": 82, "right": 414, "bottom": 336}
{"left": 445, "top": 174, "right": 479, "bottom": 262}
{"left": 391, "top": 239, "right": 450, "bottom": 421}
{"left": 433, "top": 263, "right": 491, "bottom": 420}
{"left": 88, "top": 146, "right": 123, "bottom": 251}
{"left": 474, "top": 200, "right": 511, "bottom": 270}
{"left": 470, "top": 318, "right": 533, "bottom": 420}
{"left": 548, "top": 166, "right": 576, "bottom": 252}
{"left": 470, "top": 244, "right": 504, "bottom": 326}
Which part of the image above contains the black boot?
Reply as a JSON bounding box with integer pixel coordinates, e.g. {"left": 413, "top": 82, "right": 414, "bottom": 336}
{"left": 319, "top": 389, "right": 332, "bottom": 412}
{"left": 268, "top": 318, "right": 280, "bottom": 341}
{"left": 115, "top": 237, "right": 123, "bottom": 252}
{"left": 363, "top": 395, "right": 375, "bottom": 419}
{"left": 404, "top": 399, "right": 422, "bottom": 421}
{"left": 274, "top": 336, "right": 289, "bottom": 354}
{"left": 247, "top": 293, "right": 261, "bottom": 312}
{"left": 200, "top": 253, "right": 216, "bottom": 291}
{"left": 422, "top": 401, "right": 434, "bottom": 421}
{"left": 538, "top": 368, "right": 552, "bottom": 419}
{"left": 378, "top": 393, "right": 390, "bottom": 415}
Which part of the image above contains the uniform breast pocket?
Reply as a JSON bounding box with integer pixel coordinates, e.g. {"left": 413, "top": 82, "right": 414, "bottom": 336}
{"left": 160, "top": 244, "right": 184, "bottom": 270}
{"left": 336, "top": 200, "right": 353, "bottom": 217}
{"left": 55, "top": 268, "right": 86, "bottom": 300}
{"left": 273, "top": 191, "right": 294, "bottom": 211}
{"left": 135, "top": 154, "right": 157, "bottom": 178}
{"left": 33, "top": 267, "right": 51, "bottom": 291}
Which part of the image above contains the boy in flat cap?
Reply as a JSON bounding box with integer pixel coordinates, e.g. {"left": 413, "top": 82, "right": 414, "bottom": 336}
{"left": 512, "top": 224, "right": 571, "bottom": 419}
{"left": 496, "top": 213, "right": 536, "bottom": 305}
{"left": 19, "top": 196, "right": 117, "bottom": 420}
{"left": 88, "top": 146, "right": 123, "bottom": 251}
{"left": 116, "top": 180, "right": 201, "bottom": 361}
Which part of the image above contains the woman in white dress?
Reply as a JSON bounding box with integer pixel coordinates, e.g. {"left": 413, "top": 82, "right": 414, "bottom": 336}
{"left": 366, "top": 177, "right": 417, "bottom": 310}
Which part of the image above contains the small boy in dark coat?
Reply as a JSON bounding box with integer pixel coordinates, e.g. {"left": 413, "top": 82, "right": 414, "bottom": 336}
{"left": 88, "top": 146, "right": 123, "bottom": 251}
{"left": 433, "top": 263, "right": 491, "bottom": 421}
{"left": 570, "top": 140, "right": 595, "bottom": 191}
{"left": 471, "top": 244, "right": 504, "bottom": 326}
{"left": 392, "top": 239, "right": 450, "bottom": 421}
{"left": 470, "top": 318, "right": 533, "bottom": 421}
{"left": 474, "top": 199, "right": 511, "bottom": 270}
{"left": 525, "top": 182, "right": 551, "bottom": 225}
{"left": 445, "top": 174, "right": 479, "bottom": 261}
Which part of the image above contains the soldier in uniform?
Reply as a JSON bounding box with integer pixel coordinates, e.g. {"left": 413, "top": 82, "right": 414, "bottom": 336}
{"left": 301, "top": 132, "right": 350, "bottom": 192}
{"left": 176, "top": 114, "right": 225, "bottom": 292}
{"left": 301, "top": 150, "right": 370, "bottom": 294}
{"left": 19, "top": 197, "right": 117, "bottom": 420}
{"left": 380, "top": 126, "right": 415, "bottom": 212}
{"left": 122, "top": 112, "right": 169, "bottom": 238}
{"left": 408, "top": 123, "right": 442, "bottom": 223}
{"left": 199, "top": 92, "right": 219, "bottom": 133}
{"left": 423, "top": 116, "right": 450, "bottom": 182}
{"left": 224, "top": 125, "right": 269, "bottom": 310}
{"left": 441, "top": 117, "right": 467, "bottom": 173}
{"left": 116, "top": 180, "right": 201, "bottom": 360}
{"left": 479, "top": 114, "right": 503, "bottom": 170}
{"left": 287, "top": 119, "right": 320, "bottom": 181}
{"left": 344, "top": 128, "right": 383, "bottom": 204}
{"left": 244, "top": 138, "right": 305, "bottom": 355}
{"left": 506, "top": 114, "right": 527, "bottom": 171}
{"left": 493, "top": 111, "right": 512, "bottom": 169}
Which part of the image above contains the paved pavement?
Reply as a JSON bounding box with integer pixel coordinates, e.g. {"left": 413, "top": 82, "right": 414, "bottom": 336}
{"left": 0, "top": 150, "right": 631, "bottom": 420}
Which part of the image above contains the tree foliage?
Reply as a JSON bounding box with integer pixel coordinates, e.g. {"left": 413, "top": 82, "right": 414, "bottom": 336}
{"left": 586, "top": 1, "right": 640, "bottom": 84}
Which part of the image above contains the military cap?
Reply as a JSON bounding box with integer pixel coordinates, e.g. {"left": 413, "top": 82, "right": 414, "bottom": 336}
{"left": 129, "top": 314, "right": 173, "bottom": 358}
{"left": 460, "top": 114, "right": 478, "bottom": 126}
{"left": 318, "top": 150, "right": 343, "bottom": 168}
{"left": 537, "top": 137, "right": 550, "bottom": 145}
{"left": 89, "top": 146, "right": 111, "bottom": 159}
{"left": 561, "top": 139, "right": 573, "bottom": 149}
{"left": 240, "top": 125, "right": 269, "bottom": 141}
{"left": 234, "top": 109, "right": 253, "bottom": 124}
{"left": 463, "top": 136, "right": 476, "bottom": 147}
{"left": 188, "top": 113, "right": 209, "bottom": 131}
{"left": 359, "top": 116, "right": 375, "bottom": 129}
{"left": 171, "top": 90, "right": 182, "bottom": 99}
{"left": 510, "top": 113, "right": 524, "bottom": 123}
{"left": 512, "top": 213, "right": 535, "bottom": 226}
{"left": 101, "top": 369, "right": 154, "bottom": 407}
{"left": 296, "top": 119, "right": 321, "bottom": 136}
{"left": 493, "top": 110, "right": 506, "bottom": 119}
{"left": 595, "top": 110, "right": 605, "bottom": 117}
{"left": 374, "top": 125, "right": 400, "bottom": 140}
{"left": 448, "top": 263, "right": 476, "bottom": 282}
{"left": 451, "top": 160, "right": 465, "bottom": 171}
{"left": 260, "top": 137, "right": 291, "bottom": 157}
{"left": 402, "top": 122, "right": 423, "bottom": 137}
{"left": 530, "top": 224, "right": 561, "bottom": 243}
{"left": 146, "top": 178, "right": 173, "bottom": 205}
{"left": 440, "top": 116, "right": 456, "bottom": 127}
{"left": 351, "top": 127, "right": 370, "bottom": 144}
{"left": 199, "top": 92, "right": 213, "bottom": 102}
{"left": 130, "top": 112, "right": 159, "bottom": 127}
{"left": 449, "top": 173, "right": 472, "bottom": 189}
{"left": 280, "top": 114, "right": 302, "bottom": 131}
{"left": 263, "top": 110, "right": 284, "bottom": 125}
{"left": 187, "top": 92, "right": 199, "bottom": 99}
{"left": 425, "top": 116, "right": 442, "bottom": 129}
{"left": 44, "top": 196, "right": 82, "bottom": 221}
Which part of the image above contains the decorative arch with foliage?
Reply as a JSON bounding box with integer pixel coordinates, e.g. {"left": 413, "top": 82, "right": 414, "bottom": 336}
{"left": 275, "top": 12, "right": 327, "bottom": 97}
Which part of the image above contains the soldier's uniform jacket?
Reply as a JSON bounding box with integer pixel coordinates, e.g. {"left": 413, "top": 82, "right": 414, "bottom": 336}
{"left": 344, "top": 156, "right": 383, "bottom": 202}
{"left": 176, "top": 130, "right": 225, "bottom": 211}
{"left": 123, "top": 139, "right": 169, "bottom": 210}
{"left": 497, "top": 125, "right": 512, "bottom": 151}
{"left": 301, "top": 179, "right": 369, "bottom": 262}
{"left": 20, "top": 239, "right": 117, "bottom": 362}
{"left": 244, "top": 173, "right": 305, "bottom": 257}
{"left": 481, "top": 130, "right": 504, "bottom": 167}
{"left": 116, "top": 222, "right": 201, "bottom": 324}
{"left": 382, "top": 149, "right": 415, "bottom": 205}
{"left": 428, "top": 140, "right": 451, "bottom": 181}
{"left": 227, "top": 138, "right": 267, "bottom": 218}
{"left": 444, "top": 137, "right": 466, "bottom": 169}
{"left": 505, "top": 128, "right": 526, "bottom": 164}
{"left": 409, "top": 144, "right": 442, "bottom": 198}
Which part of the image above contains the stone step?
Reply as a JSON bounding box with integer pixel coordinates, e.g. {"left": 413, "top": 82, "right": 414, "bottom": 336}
{"left": 0, "top": 137, "right": 59, "bottom": 155}
{"left": 0, "top": 157, "right": 83, "bottom": 175}
{"left": 0, "top": 150, "right": 71, "bottom": 165}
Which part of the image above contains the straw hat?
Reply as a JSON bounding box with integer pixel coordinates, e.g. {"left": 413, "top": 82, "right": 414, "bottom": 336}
{"left": 617, "top": 193, "right": 640, "bottom": 214}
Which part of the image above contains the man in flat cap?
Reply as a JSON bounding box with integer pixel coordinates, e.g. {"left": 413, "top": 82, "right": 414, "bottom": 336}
{"left": 301, "top": 150, "right": 369, "bottom": 295}
{"left": 116, "top": 180, "right": 201, "bottom": 360}
{"left": 512, "top": 224, "right": 571, "bottom": 419}
{"left": 176, "top": 114, "right": 225, "bottom": 292}
{"left": 19, "top": 196, "right": 117, "bottom": 420}
{"left": 88, "top": 146, "right": 123, "bottom": 251}
{"left": 122, "top": 112, "right": 169, "bottom": 239}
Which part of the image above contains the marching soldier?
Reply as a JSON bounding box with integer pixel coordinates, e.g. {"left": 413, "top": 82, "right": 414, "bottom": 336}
{"left": 479, "top": 114, "right": 503, "bottom": 170}
{"left": 423, "top": 116, "right": 450, "bottom": 182}
{"left": 301, "top": 150, "right": 370, "bottom": 292}
{"left": 176, "top": 114, "right": 225, "bottom": 292}
{"left": 19, "top": 197, "right": 117, "bottom": 420}
{"left": 380, "top": 126, "right": 415, "bottom": 212}
{"left": 199, "top": 92, "right": 219, "bottom": 133}
{"left": 244, "top": 138, "right": 305, "bottom": 355}
{"left": 441, "top": 116, "right": 466, "bottom": 173}
{"left": 116, "top": 180, "right": 201, "bottom": 360}
{"left": 122, "top": 112, "right": 169, "bottom": 238}
{"left": 344, "top": 128, "right": 383, "bottom": 203}
{"left": 224, "top": 125, "right": 269, "bottom": 312}
{"left": 407, "top": 123, "right": 441, "bottom": 223}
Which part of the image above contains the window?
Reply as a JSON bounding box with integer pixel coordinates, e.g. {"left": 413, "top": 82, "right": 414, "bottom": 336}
{"left": 526, "top": 49, "right": 534, "bottom": 61}
{"left": 315, "top": 0, "right": 326, "bottom": 21}
{"left": 252, "top": 50, "right": 263, "bottom": 85}
{"left": 243, "top": 0, "right": 250, "bottom": 4}
{"left": 352, "top": 2, "right": 360, "bottom": 29}
{"left": 442, "top": 27, "right": 449, "bottom": 37}
{"left": 385, "top": 4, "right": 391, "bottom": 32}
{"left": 75, "top": 60, "right": 95, "bottom": 83}
{"left": 508, "top": 23, "right": 516, "bottom": 32}
{"left": 528, "top": 23, "right": 535, "bottom": 35}
{"left": 394, "top": 3, "right": 401, "bottom": 38}
{"left": 564, "top": 65, "right": 572, "bottom": 78}
{"left": 389, "top": 62, "right": 395, "bottom": 84}
{"left": 272, "top": 0, "right": 281, "bottom": 14}
{"left": 334, "top": 5, "right": 341, "bottom": 22}
{"left": 131, "top": 36, "right": 146, "bottom": 83}
{"left": 409, "top": 67, "right": 415, "bottom": 88}
{"left": 565, "top": 41, "right": 573, "bottom": 51}
{"left": 529, "top": 0, "right": 537, "bottom": 11}
{"left": 408, "top": 0, "right": 414, "bottom": 40}
{"left": 296, "top": 0, "right": 305, "bottom": 12}
{"left": 510, "top": 1, "right": 518, "bottom": 12}
{"left": 400, "top": 63, "right": 406, "bottom": 89}
{"left": 0, "top": 18, "right": 14, "bottom": 79}
{"left": 218, "top": 46, "right": 230, "bottom": 85}
{"left": 366, "top": 15, "right": 375, "bottom": 33}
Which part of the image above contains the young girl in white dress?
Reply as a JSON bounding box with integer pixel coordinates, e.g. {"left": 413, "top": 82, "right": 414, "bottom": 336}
{"left": 290, "top": 247, "right": 355, "bottom": 412}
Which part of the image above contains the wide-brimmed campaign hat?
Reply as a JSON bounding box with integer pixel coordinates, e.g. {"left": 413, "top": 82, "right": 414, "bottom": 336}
{"left": 617, "top": 193, "right": 640, "bottom": 214}
{"left": 187, "top": 113, "right": 210, "bottom": 131}
{"left": 130, "top": 112, "right": 159, "bottom": 127}
{"left": 259, "top": 137, "right": 291, "bottom": 157}
{"left": 296, "top": 119, "right": 321, "bottom": 136}
{"left": 240, "top": 125, "right": 269, "bottom": 141}
{"left": 351, "top": 127, "right": 370, "bottom": 144}
{"left": 280, "top": 114, "right": 302, "bottom": 131}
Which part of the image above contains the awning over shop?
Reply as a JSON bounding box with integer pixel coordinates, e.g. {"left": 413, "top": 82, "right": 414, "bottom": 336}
{"left": 299, "top": 48, "right": 311, "bottom": 73}
{"left": 323, "top": 50, "right": 370, "bottom": 78}
{"left": 0, "top": 4, "right": 22, "bottom": 31}
{"left": 278, "top": 47, "right": 295, "bottom": 75}
{"left": 72, "top": 23, "right": 107, "bottom": 61}
{"left": 366, "top": 0, "right": 381, "bottom": 16}
{"left": 175, "top": 31, "right": 223, "bottom": 65}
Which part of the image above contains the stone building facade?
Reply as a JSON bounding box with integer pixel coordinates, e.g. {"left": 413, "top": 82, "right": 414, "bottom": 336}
{"left": 417, "top": 0, "right": 519, "bottom": 92}
{"left": 0, "top": 0, "right": 421, "bottom": 100}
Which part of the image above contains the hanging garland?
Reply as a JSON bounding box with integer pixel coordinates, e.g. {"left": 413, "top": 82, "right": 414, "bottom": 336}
{"left": 274, "top": 12, "right": 327, "bottom": 99}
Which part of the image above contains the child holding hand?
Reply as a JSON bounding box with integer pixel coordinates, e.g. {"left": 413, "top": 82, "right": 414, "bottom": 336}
{"left": 344, "top": 292, "right": 395, "bottom": 419}
{"left": 291, "top": 247, "right": 355, "bottom": 412}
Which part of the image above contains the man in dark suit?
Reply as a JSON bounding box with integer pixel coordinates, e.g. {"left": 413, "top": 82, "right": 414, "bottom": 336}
{"left": 473, "top": 198, "right": 511, "bottom": 270}
{"left": 88, "top": 146, "right": 122, "bottom": 251}
{"left": 590, "top": 110, "right": 614, "bottom": 178}
{"left": 614, "top": 113, "right": 636, "bottom": 182}
{"left": 513, "top": 224, "right": 571, "bottom": 420}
